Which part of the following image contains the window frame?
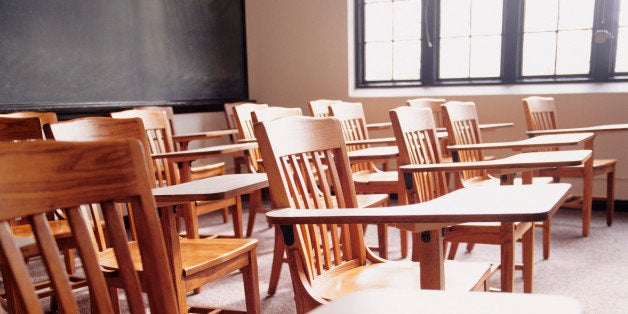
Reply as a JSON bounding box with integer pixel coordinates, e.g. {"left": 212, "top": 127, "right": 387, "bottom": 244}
{"left": 355, "top": 0, "right": 628, "bottom": 88}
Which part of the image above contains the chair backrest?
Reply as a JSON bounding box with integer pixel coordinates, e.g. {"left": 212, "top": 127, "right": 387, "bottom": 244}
{"left": 136, "top": 105, "right": 177, "bottom": 134}
{"left": 0, "top": 140, "right": 178, "bottom": 313}
{"left": 251, "top": 106, "right": 303, "bottom": 123}
{"left": 0, "top": 117, "right": 43, "bottom": 141}
{"left": 309, "top": 99, "right": 341, "bottom": 118}
{"left": 254, "top": 116, "right": 367, "bottom": 301}
{"left": 110, "top": 109, "right": 179, "bottom": 186}
{"left": 233, "top": 103, "right": 269, "bottom": 172}
{"left": 328, "top": 101, "right": 374, "bottom": 172}
{"left": 406, "top": 98, "right": 446, "bottom": 128}
{"left": 442, "top": 101, "right": 488, "bottom": 181}
{"left": 390, "top": 107, "right": 449, "bottom": 204}
{"left": 0, "top": 111, "right": 58, "bottom": 135}
{"left": 522, "top": 96, "right": 558, "bottom": 131}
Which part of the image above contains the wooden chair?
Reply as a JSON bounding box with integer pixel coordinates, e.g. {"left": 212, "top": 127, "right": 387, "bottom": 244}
{"left": 391, "top": 106, "right": 535, "bottom": 293}
{"left": 406, "top": 98, "right": 446, "bottom": 128}
{"left": 255, "top": 116, "right": 493, "bottom": 313}
{"left": 45, "top": 117, "right": 261, "bottom": 313}
{"left": 0, "top": 117, "right": 88, "bottom": 309}
{"left": 309, "top": 99, "right": 340, "bottom": 118}
{"left": 328, "top": 101, "right": 403, "bottom": 259}
{"left": 110, "top": 109, "right": 241, "bottom": 239}
{"left": 0, "top": 111, "right": 58, "bottom": 135}
{"left": 522, "top": 96, "right": 616, "bottom": 229}
{"left": 137, "top": 105, "right": 226, "bottom": 179}
{"left": 233, "top": 103, "right": 269, "bottom": 174}
{"left": 225, "top": 102, "right": 252, "bottom": 173}
{"left": 0, "top": 139, "right": 179, "bottom": 313}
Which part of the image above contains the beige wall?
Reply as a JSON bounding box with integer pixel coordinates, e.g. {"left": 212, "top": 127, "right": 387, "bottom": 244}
{"left": 240, "top": 0, "right": 628, "bottom": 199}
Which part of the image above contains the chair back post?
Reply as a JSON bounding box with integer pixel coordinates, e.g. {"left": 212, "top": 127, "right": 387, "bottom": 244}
{"left": 522, "top": 96, "right": 558, "bottom": 131}
{"left": 328, "top": 101, "right": 375, "bottom": 172}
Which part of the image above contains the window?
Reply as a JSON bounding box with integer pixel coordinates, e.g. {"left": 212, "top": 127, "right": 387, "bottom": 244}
{"left": 355, "top": 0, "right": 628, "bottom": 87}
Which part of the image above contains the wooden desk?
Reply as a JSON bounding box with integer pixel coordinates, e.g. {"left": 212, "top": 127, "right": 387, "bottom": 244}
{"left": 526, "top": 123, "right": 628, "bottom": 136}
{"left": 267, "top": 183, "right": 572, "bottom": 290}
{"left": 310, "top": 289, "right": 581, "bottom": 314}
{"left": 399, "top": 150, "right": 591, "bottom": 291}
{"left": 152, "top": 142, "right": 256, "bottom": 238}
{"left": 172, "top": 129, "right": 239, "bottom": 150}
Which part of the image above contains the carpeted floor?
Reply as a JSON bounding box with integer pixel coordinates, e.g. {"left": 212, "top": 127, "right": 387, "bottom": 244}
{"left": 8, "top": 203, "right": 627, "bottom": 313}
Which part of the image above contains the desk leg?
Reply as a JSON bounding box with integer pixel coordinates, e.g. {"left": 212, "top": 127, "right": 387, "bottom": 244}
{"left": 416, "top": 229, "right": 445, "bottom": 290}
{"left": 500, "top": 222, "right": 515, "bottom": 293}
{"left": 176, "top": 161, "right": 200, "bottom": 239}
{"left": 582, "top": 140, "right": 594, "bottom": 237}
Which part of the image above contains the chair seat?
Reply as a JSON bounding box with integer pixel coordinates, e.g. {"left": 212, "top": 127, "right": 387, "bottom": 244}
{"left": 11, "top": 220, "right": 73, "bottom": 239}
{"left": 99, "top": 238, "right": 258, "bottom": 277}
{"left": 313, "top": 261, "right": 495, "bottom": 300}
{"left": 355, "top": 194, "right": 389, "bottom": 208}
{"left": 190, "top": 161, "right": 227, "bottom": 180}
{"left": 540, "top": 158, "right": 616, "bottom": 177}
{"left": 352, "top": 170, "right": 397, "bottom": 184}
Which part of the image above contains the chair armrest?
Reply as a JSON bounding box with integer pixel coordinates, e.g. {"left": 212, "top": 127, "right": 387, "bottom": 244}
{"left": 366, "top": 122, "right": 392, "bottom": 130}
{"left": 151, "top": 143, "right": 256, "bottom": 163}
{"left": 399, "top": 150, "right": 591, "bottom": 174}
{"left": 447, "top": 133, "right": 594, "bottom": 151}
{"left": 345, "top": 137, "right": 397, "bottom": 146}
{"left": 237, "top": 138, "right": 258, "bottom": 144}
{"left": 266, "top": 184, "right": 571, "bottom": 227}
{"left": 171, "top": 129, "right": 238, "bottom": 144}
{"left": 526, "top": 124, "right": 628, "bottom": 136}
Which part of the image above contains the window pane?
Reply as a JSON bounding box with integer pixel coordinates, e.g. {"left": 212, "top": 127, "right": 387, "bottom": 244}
{"left": 471, "top": 0, "right": 503, "bottom": 36}
{"left": 524, "top": 0, "right": 558, "bottom": 32}
{"left": 365, "top": 42, "right": 393, "bottom": 80}
{"left": 615, "top": 28, "right": 628, "bottom": 72}
{"left": 440, "top": 37, "right": 470, "bottom": 78}
{"left": 620, "top": 0, "right": 628, "bottom": 26}
{"left": 394, "top": 0, "right": 421, "bottom": 40}
{"left": 393, "top": 41, "right": 421, "bottom": 80}
{"left": 365, "top": 2, "right": 393, "bottom": 42}
{"left": 555, "top": 30, "right": 591, "bottom": 75}
{"left": 522, "top": 32, "right": 557, "bottom": 76}
{"left": 470, "top": 36, "right": 501, "bottom": 77}
{"left": 440, "top": 0, "right": 471, "bottom": 37}
{"left": 558, "top": 0, "right": 594, "bottom": 30}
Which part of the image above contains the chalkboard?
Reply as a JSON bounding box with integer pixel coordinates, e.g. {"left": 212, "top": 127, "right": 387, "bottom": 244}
{"left": 0, "top": 0, "right": 248, "bottom": 114}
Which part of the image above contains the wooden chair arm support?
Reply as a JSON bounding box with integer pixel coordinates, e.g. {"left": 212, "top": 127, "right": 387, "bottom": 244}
{"left": 446, "top": 133, "right": 594, "bottom": 151}
{"left": 171, "top": 129, "right": 238, "bottom": 144}
{"left": 399, "top": 150, "right": 591, "bottom": 174}
{"left": 434, "top": 122, "right": 514, "bottom": 133}
{"left": 365, "top": 122, "right": 392, "bottom": 130}
{"left": 525, "top": 124, "right": 628, "bottom": 136}
{"left": 266, "top": 184, "right": 571, "bottom": 234}
{"left": 237, "top": 138, "right": 259, "bottom": 144}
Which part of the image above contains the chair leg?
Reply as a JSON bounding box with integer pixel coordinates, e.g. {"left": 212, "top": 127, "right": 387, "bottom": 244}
{"left": 268, "top": 226, "right": 284, "bottom": 296}
{"left": 108, "top": 287, "right": 121, "bottom": 314}
{"left": 466, "top": 243, "right": 475, "bottom": 252}
{"left": 377, "top": 224, "right": 388, "bottom": 260}
{"left": 242, "top": 250, "right": 261, "bottom": 314}
{"left": 246, "top": 190, "right": 262, "bottom": 237}
{"left": 542, "top": 219, "right": 551, "bottom": 259}
{"left": 400, "top": 229, "right": 408, "bottom": 259}
{"left": 63, "top": 248, "right": 76, "bottom": 275}
{"left": 221, "top": 207, "right": 229, "bottom": 223}
{"left": 607, "top": 170, "right": 615, "bottom": 226}
{"left": 183, "top": 203, "right": 199, "bottom": 239}
{"left": 447, "top": 242, "right": 459, "bottom": 260}
{"left": 522, "top": 224, "right": 534, "bottom": 293}
{"left": 232, "top": 196, "right": 244, "bottom": 238}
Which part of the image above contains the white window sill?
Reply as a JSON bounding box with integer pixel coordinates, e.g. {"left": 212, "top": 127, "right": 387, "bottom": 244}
{"left": 348, "top": 81, "right": 628, "bottom": 98}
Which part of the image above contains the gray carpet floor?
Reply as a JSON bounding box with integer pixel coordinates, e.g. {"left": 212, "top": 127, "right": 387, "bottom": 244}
{"left": 187, "top": 204, "right": 628, "bottom": 314}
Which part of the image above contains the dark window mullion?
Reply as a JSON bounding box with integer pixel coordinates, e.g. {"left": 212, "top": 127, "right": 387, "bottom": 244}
{"left": 355, "top": 0, "right": 366, "bottom": 87}
{"left": 502, "top": 0, "right": 522, "bottom": 83}
{"left": 592, "top": 0, "right": 618, "bottom": 80}
{"left": 420, "top": 0, "right": 438, "bottom": 85}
